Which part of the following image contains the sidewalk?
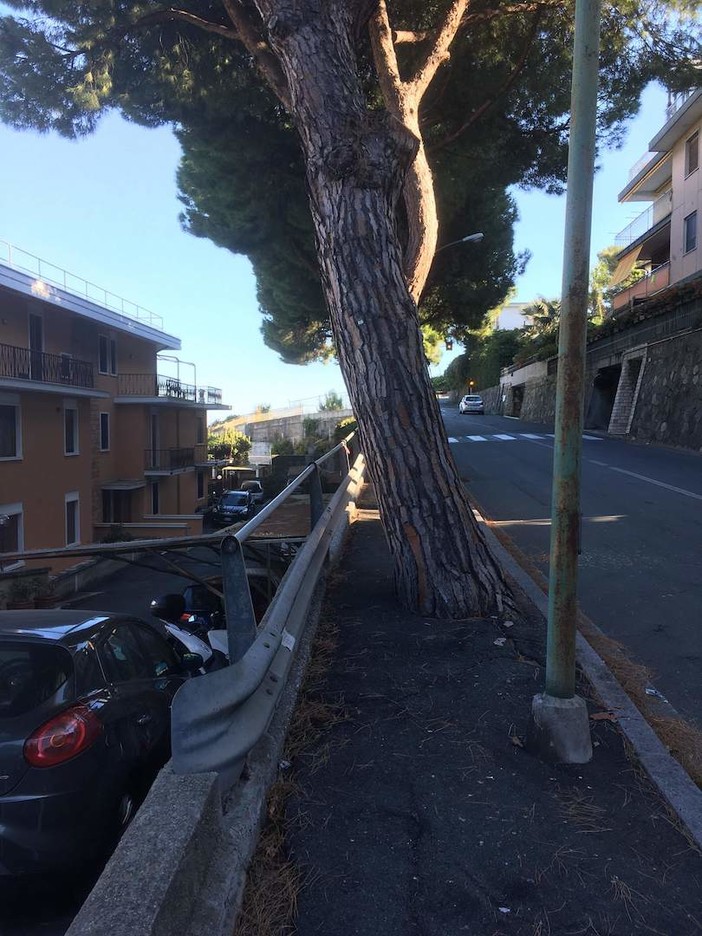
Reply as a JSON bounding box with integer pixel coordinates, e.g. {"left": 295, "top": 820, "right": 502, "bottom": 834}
{"left": 283, "top": 505, "right": 702, "bottom": 935}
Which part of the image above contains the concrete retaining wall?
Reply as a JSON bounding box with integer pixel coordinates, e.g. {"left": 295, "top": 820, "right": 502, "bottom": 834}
{"left": 629, "top": 329, "right": 702, "bottom": 451}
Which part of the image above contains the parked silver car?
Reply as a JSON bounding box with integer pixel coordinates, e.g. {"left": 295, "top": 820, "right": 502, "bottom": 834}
{"left": 459, "top": 394, "right": 484, "bottom": 414}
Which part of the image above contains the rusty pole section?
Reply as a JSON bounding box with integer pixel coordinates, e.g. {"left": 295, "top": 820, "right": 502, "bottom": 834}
{"left": 545, "top": 0, "right": 602, "bottom": 699}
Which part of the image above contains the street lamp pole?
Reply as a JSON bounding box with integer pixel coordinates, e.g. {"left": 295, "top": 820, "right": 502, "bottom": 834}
{"left": 528, "top": 0, "right": 601, "bottom": 764}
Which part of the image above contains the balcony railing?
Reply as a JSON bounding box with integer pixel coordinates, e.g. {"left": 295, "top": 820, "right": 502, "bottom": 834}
{"left": 145, "top": 448, "right": 195, "bottom": 471}
{"left": 0, "top": 342, "right": 94, "bottom": 388}
{"left": 118, "top": 373, "right": 222, "bottom": 405}
{"left": 666, "top": 90, "right": 694, "bottom": 121}
{"left": 612, "top": 262, "right": 671, "bottom": 312}
{"left": 615, "top": 190, "right": 672, "bottom": 248}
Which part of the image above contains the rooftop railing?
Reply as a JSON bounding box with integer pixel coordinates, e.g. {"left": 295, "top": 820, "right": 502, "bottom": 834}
{"left": 0, "top": 240, "right": 164, "bottom": 332}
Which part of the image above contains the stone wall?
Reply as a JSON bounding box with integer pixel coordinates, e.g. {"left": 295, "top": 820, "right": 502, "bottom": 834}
{"left": 519, "top": 375, "right": 558, "bottom": 424}
{"left": 480, "top": 377, "right": 557, "bottom": 424}
{"left": 629, "top": 329, "right": 702, "bottom": 451}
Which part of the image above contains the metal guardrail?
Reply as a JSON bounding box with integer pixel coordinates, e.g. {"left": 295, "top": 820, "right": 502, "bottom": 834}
{"left": 171, "top": 438, "right": 364, "bottom": 784}
{"left": 614, "top": 190, "right": 672, "bottom": 248}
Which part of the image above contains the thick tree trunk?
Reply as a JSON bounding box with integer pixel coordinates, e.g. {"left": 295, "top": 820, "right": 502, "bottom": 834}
{"left": 258, "top": 1, "right": 510, "bottom": 616}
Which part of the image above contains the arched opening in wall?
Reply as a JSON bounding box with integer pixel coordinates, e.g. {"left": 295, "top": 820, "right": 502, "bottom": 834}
{"left": 585, "top": 365, "right": 621, "bottom": 429}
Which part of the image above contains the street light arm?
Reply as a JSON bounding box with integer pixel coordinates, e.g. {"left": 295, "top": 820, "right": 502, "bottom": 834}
{"left": 435, "top": 232, "right": 484, "bottom": 253}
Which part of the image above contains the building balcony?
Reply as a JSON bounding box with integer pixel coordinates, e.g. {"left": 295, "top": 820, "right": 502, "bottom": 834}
{"left": 116, "top": 374, "right": 225, "bottom": 407}
{"left": 144, "top": 448, "right": 196, "bottom": 475}
{"left": 611, "top": 262, "right": 671, "bottom": 313}
{"left": 615, "top": 191, "right": 672, "bottom": 249}
{"left": 0, "top": 341, "right": 106, "bottom": 397}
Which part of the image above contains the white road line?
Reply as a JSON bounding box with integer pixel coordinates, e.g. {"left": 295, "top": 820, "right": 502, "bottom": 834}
{"left": 589, "top": 459, "right": 609, "bottom": 467}
{"left": 582, "top": 434, "right": 603, "bottom": 441}
{"left": 494, "top": 434, "right": 517, "bottom": 441}
{"left": 519, "top": 433, "right": 543, "bottom": 439}
{"left": 448, "top": 437, "right": 459, "bottom": 443}
{"left": 467, "top": 435, "right": 488, "bottom": 442}
{"left": 608, "top": 466, "right": 702, "bottom": 502}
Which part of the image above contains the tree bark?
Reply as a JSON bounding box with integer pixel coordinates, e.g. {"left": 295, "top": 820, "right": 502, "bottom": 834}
{"left": 256, "top": 0, "right": 509, "bottom": 616}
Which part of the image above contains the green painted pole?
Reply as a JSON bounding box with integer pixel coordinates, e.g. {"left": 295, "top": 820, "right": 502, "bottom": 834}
{"left": 545, "top": 0, "right": 602, "bottom": 698}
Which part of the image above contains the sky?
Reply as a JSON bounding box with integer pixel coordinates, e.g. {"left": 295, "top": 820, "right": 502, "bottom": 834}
{"left": 0, "top": 79, "right": 669, "bottom": 417}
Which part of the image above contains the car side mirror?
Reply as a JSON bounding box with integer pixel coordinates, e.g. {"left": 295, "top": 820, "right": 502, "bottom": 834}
{"left": 181, "top": 652, "right": 205, "bottom": 673}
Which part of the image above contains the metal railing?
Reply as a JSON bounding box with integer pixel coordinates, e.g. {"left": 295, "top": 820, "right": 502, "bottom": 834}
{"left": 118, "top": 373, "right": 223, "bottom": 404}
{"left": 145, "top": 448, "right": 196, "bottom": 471}
{"left": 614, "top": 190, "right": 672, "bottom": 248}
{"left": 611, "top": 262, "right": 671, "bottom": 311}
{"left": 0, "top": 240, "right": 164, "bottom": 332}
{"left": 170, "top": 436, "right": 363, "bottom": 783}
{"left": 666, "top": 89, "right": 695, "bottom": 121}
{"left": 0, "top": 341, "right": 94, "bottom": 388}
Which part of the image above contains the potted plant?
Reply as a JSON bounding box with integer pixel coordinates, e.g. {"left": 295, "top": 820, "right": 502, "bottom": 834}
{"left": 6, "top": 578, "right": 36, "bottom": 610}
{"left": 34, "top": 579, "right": 58, "bottom": 608}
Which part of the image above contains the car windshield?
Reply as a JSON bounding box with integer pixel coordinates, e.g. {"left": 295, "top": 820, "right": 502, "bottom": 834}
{"left": 222, "top": 492, "right": 248, "bottom": 506}
{"left": 466, "top": 396, "right": 482, "bottom": 401}
{"left": 0, "top": 641, "right": 73, "bottom": 718}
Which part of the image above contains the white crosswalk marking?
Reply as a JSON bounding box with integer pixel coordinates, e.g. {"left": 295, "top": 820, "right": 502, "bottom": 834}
{"left": 448, "top": 431, "right": 608, "bottom": 445}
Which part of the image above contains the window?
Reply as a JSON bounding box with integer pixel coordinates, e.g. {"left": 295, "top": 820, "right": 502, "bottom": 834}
{"left": 98, "top": 335, "right": 117, "bottom": 375}
{"left": 64, "top": 402, "right": 79, "bottom": 455}
{"left": 684, "top": 211, "right": 697, "bottom": 253}
{"left": 65, "top": 492, "right": 79, "bottom": 546}
{"left": 100, "top": 622, "right": 181, "bottom": 683}
{"left": 99, "top": 412, "right": 110, "bottom": 451}
{"left": 102, "top": 490, "right": 131, "bottom": 524}
{"left": 150, "top": 481, "right": 160, "bottom": 515}
{"left": 0, "top": 504, "right": 23, "bottom": 571}
{"left": 197, "top": 471, "right": 205, "bottom": 499}
{"left": 0, "top": 401, "right": 20, "bottom": 459}
{"left": 197, "top": 417, "right": 205, "bottom": 445}
{"left": 685, "top": 131, "right": 699, "bottom": 177}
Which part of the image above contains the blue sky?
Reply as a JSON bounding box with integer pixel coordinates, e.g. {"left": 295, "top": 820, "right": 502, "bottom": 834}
{"left": 0, "top": 82, "right": 667, "bottom": 415}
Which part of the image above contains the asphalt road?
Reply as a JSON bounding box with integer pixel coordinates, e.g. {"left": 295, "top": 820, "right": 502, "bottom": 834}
{"left": 441, "top": 403, "right": 702, "bottom": 727}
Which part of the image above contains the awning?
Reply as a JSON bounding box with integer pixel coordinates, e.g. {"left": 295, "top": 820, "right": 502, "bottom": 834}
{"left": 101, "top": 480, "right": 147, "bottom": 491}
{"left": 609, "top": 245, "right": 642, "bottom": 286}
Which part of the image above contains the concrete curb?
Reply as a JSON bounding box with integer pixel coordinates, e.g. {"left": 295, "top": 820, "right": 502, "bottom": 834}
{"left": 476, "top": 508, "right": 702, "bottom": 852}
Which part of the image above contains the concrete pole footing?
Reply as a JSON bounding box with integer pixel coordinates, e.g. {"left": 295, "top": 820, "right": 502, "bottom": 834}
{"left": 528, "top": 692, "right": 593, "bottom": 763}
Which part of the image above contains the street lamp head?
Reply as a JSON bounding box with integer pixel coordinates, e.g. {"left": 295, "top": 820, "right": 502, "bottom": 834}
{"left": 436, "top": 232, "right": 484, "bottom": 254}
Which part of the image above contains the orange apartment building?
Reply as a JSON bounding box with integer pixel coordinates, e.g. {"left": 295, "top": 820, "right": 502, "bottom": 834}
{"left": 0, "top": 244, "right": 230, "bottom": 575}
{"left": 611, "top": 88, "right": 700, "bottom": 311}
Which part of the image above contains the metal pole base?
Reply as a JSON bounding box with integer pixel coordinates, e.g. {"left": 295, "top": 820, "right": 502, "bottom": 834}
{"left": 528, "top": 693, "right": 593, "bottom": 764}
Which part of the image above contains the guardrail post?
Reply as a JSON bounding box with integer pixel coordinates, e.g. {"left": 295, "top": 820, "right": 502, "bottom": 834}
{"left": 309, "top": 464, "right": 324, "bottom": 528}
{"left": 221, "top": 535, "right": 258, "bottom": 662}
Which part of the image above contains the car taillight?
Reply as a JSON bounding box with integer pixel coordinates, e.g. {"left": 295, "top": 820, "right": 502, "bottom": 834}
{"left": 24, "top": 705, "right": 103, "bottom": 768}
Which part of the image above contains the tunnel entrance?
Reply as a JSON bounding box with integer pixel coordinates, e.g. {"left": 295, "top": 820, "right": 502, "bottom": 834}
{"left": 585, "top": 364, "right": 621, "bottom": 429}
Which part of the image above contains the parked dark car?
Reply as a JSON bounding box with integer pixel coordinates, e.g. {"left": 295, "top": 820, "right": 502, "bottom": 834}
{"left": 211, "top": 490, "right": 255, "bottom": 527}
{"left": 0, "top": 610, "right": 203, "bottom": 876}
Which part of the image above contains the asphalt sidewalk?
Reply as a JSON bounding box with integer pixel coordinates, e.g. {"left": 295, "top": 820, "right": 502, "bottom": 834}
{"left": 283, "top": 503, "right": 702, "bottom": 935}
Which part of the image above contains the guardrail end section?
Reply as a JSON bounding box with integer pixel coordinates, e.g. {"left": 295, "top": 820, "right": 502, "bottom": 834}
{"left": 65, "top": 766, "right": 223, "bottom": 936}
